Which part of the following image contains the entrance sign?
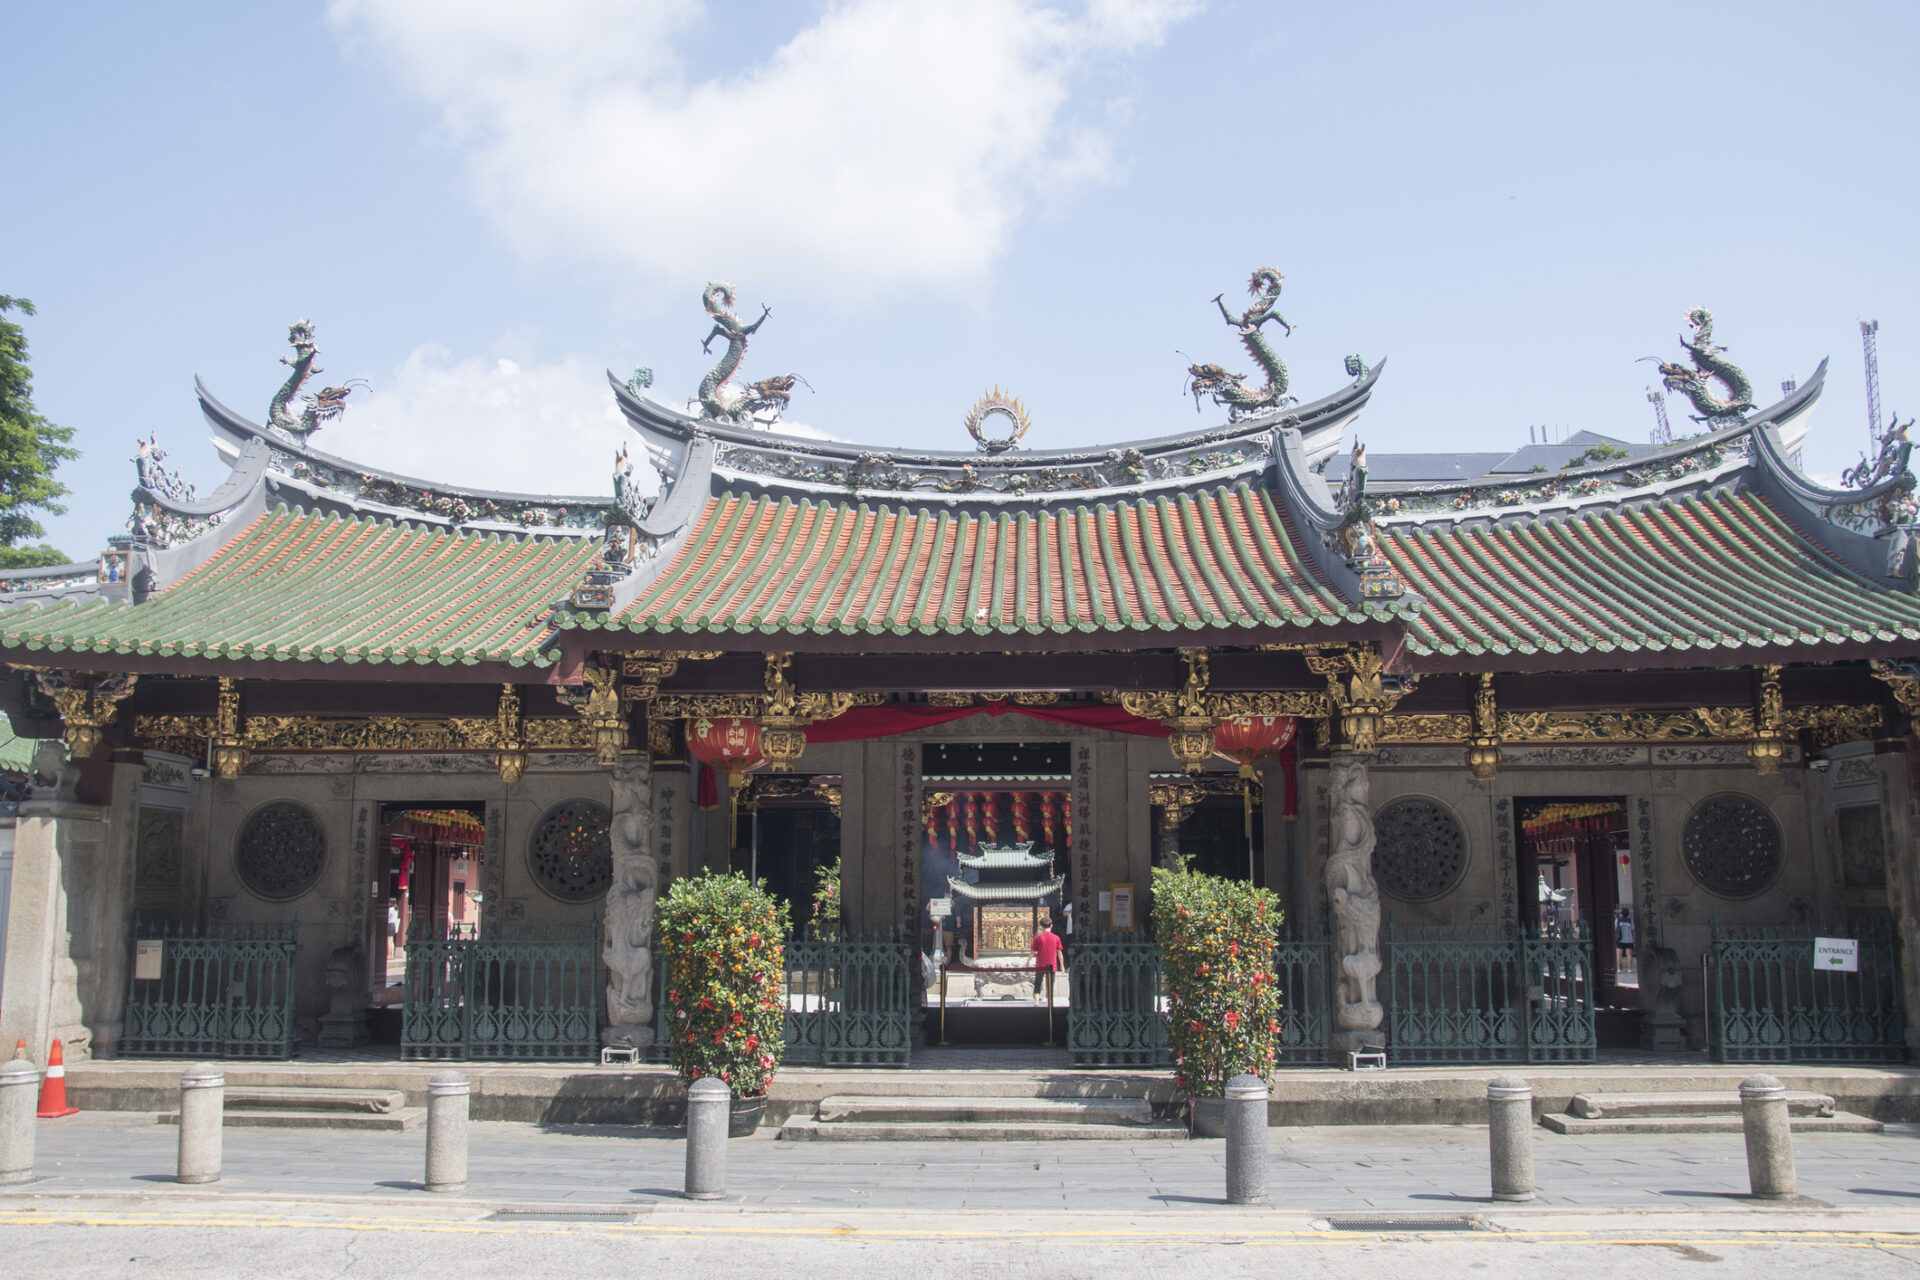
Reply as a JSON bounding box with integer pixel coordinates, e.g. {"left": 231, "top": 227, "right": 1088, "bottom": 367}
{"left": 134, "top": 940, "right": 164, "bottom": 981}
{"left": 1814, "top": 937, "right": 1859, "bottom": 972}
{"left": 1110, "top": 883, "right": 1135, "bottom": 931}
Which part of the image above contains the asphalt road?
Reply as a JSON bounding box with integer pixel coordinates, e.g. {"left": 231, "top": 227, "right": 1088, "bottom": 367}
{"left": 4, "top": 1199, "right": 1920, "bottom": 1279}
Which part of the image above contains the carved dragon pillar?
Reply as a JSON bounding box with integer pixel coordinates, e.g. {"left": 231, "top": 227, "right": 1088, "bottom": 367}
{"left": 1305, "top": 645, "right": 1415, "bottom": 1053}
{"left": 603, "top": 753, "right": 659, "bottom": 1049}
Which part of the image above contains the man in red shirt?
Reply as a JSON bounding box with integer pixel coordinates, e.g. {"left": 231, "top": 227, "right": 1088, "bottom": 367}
{"left": 1031, "top": 914, "right": 1064, "bottom": 1008}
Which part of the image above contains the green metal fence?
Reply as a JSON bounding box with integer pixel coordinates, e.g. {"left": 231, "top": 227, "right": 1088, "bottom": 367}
{"left": 783, "top": 929, "right": 914, "bottom": 1067}
{"left": 1272, "top": 935, "right": 1334, "bottom": 1066}
{"left": 121, "top": 920, "right": 300, "bottom": 1059}
{"left": 1707, "top": 922, "right": 1905, "bottom": 1063}
{"left": 1384, "top": 922, "right": 1595, "bottom": 1065}
{"left": 1068, "top": 932, "right": 1170, "bottom": 1067}
{"left": 401, "top": 922, "right": 601, "bottom": 1061}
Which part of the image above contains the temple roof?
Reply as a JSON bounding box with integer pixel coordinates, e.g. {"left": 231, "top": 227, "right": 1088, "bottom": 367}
{"left": 956, "top": 844, "right": 1055, "bottom": 871}
{"left": 0, "top": 507, "right": 596, "bottom": 668}
{"left": 1, "top": 326, "right": 1912, "bottom": 681}
{"left": 948, "top": 874, "right": 1065, "bottom": 903}
{"left": 557, "top": 480, "right": 1409, "bottom": 643}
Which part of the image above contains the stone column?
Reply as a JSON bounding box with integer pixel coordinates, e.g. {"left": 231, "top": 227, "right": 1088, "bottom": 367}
{"left": 1326, "top": 749, "right": 1384, "bottom": 1053}
{"left": 0, "top": 745, "right": 107, "bottom": 1063}
{"left": 603, "top": 754, "right": 659, "bottom": 1050}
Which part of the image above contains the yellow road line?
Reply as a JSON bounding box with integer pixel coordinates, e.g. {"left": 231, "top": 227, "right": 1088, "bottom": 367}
{"left": 0, "top": 1209, "right": 1917, "bottom": 1248}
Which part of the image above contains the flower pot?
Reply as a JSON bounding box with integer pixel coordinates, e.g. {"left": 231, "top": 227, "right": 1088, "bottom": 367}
{"left": 729, "top": 1094, "right": 768, "bottom": 1137}
{"left": 1188, "top": 1096, "right": 1226, "bottom": 1138}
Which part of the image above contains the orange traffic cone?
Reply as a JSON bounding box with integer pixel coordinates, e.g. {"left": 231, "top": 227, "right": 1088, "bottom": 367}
{"left": 36, "top": 1039, "right": 78, "bottom": 1118}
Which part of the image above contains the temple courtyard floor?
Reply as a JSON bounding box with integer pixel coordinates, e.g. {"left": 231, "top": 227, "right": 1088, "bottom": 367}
{"left": 5, "top": 1114, "right": 1920, "bottom": 1276}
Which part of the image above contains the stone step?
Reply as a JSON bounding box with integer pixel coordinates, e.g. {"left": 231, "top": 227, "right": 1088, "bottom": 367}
{"left": 816, "top": 1095, "right": 1154, "bottom": 1126}
{"left": 223, "top": 1086, "right": 409, "bottom": 1115}
{"left": 159, "top": 1106, "right": 426, "bottom": 1132}
{"left": 779, "top": 1117, "right": 1188, "bottom": 1142}
{"left": 1566, "top": 1090, "right": 1835, "bottom": 1120}
{"left": 1541, "top": 1110, "right": 1882, "bottom": 1136}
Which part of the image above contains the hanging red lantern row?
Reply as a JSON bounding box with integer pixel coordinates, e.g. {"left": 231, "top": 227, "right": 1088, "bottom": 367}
{"left": 1041, "top": 792, "right": 1058, "bottom": 849}
{"left": 1013, "top": 791, "right": 1033, "bottom": 845}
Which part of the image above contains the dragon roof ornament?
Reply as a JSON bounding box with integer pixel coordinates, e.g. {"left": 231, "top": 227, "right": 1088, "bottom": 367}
{"left": 267, "top": 320, "right": 361, "bottom": 442}
{"left": 1655, "top": 308, "right": 1755, "bottom": 423}
{"left": 697, "top": 283, "right": 803, "bottom": 425}
{"left": 1186, "top": 267, "right": 1296, "bottom": 422}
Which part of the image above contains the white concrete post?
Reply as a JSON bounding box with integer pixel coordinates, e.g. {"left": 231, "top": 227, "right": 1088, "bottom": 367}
{"left": 1224, "top": 1074, "right": 1270, "bottom": 1205}
{"left": 424, "top": 1072, "right": 470, "bottom": 1193}
{"left": 176, "top": 1067, "right": 224, "bottom": 1184}
{"left": 1740, "top": 1074, "right": 1797, "bottom": 1199}
{"left": 683, "top": 1078, "right": 729, "bottom": 1200}
{"left": 1487, "top": 1074, "right": 1535, "bottom": 1201}
{"left": 0, "top": 1057, "right": 40, "bottom": 1184}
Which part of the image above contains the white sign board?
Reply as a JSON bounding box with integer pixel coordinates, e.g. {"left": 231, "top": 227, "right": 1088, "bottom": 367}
{"left": 1110, "top": 884, "right": 1135, "bottom": 931}
{"left": 1814, "top": 937, "right": 1859, "bottom": 973}
{"left": 927, "top": 898, "right": 953, "bottom": 920}
{"left": 1098, "top": 891, "right": 1112, "bottom": 911}
{"left": 134, "top": 940, "right": 164, "bottom": 981}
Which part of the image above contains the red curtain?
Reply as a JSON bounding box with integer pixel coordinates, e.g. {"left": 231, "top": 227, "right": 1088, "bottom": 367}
{"left": 696, "top": 763, "right": 720, "bottom": 810}
{"left": 807, "top": 701, "right": 1172, "bottom": 743}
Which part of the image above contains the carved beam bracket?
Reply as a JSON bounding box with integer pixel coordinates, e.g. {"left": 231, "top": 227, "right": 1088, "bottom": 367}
{"left": 1307, "top": 644, "right": 1416, "bottom": 757}
{"left": 494, "top": 684, "right": 528, "bottom": 783}
{"left": 1466, "top": 672, "right": 1501, "bottom": 780}
{"left": 557, "top": 659, "right": 627, "bottom": 765}
{"left": 31, "top": 669, "right": 139, "bottom": 761}
{"left": 1749, "top": 663, "right": 1789, "bottom": 775}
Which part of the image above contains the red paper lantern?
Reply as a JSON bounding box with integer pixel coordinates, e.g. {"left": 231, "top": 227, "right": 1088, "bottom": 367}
{"left": 686, "top": 716, "right": 766, "bottom": 774}
{"left": 1213, "top": 715, "right": 1296, "bottom": 779}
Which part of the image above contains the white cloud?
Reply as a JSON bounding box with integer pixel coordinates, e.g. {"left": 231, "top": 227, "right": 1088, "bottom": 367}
{"left": 328, "top": 0, "right": 1196, "bottom": 300}
{"left": 318, "top": 344, "right": 639, "bottom": 498}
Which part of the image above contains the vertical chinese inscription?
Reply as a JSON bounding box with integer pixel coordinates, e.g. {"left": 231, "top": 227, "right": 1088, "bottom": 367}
{"left": 901, "top": 744, "right": 920, "bottom": 929}
{"left": 350, "top": 802, "right": 371, "bottom": 946}
{"left": 1635, "top": 797, "right": 1659, "bottom": 947}
{"left": 1074, "top": 744, "right": 1093, "bottom": 923}
{"left": 482, "top": 801, "right": 505, "bottom": 929}
{"left": 655, "top": 776, "right": 679, "bottom": 891}
{"left": 1494, "top": 796, "right": 1516, "bottom": 927}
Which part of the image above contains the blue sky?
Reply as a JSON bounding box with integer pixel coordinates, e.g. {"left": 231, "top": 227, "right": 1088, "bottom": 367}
{"left": 9, "top": 0, "right": 1917, "bottom": 559}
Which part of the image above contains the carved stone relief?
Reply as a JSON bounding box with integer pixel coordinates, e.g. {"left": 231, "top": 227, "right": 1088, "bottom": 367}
{"left": 603, "top": 757, "right": 659, "bottom": 1048}
{"left": 1681, "top": 794, "right": 1783, "bottom": 899}
{"left": 527, "top": 799, "right": 614, "bottom": 903}
{"left": 234, "top": 801, "right": 328, "bottom": 901}
{"left": 1326, "top": 751, "right": 1384, "bottom": 1043}
{"left": 134, "top": 809, "right": 184, "bottom": 888}
{"left": 1370, "top": 797, "right": 1468, "bottom": 902}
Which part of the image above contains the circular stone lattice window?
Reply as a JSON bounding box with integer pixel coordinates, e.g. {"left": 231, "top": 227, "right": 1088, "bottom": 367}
{"left": 1682, "top": 794, "right": 1783, "bottom": 899}
{"left": 1371, "top": 797, "right": 1469, "bottom": 902}
{"left": 234, "top": 801, "right": 327, "bottom": 901}
{"left": 528, "top": 799, "right": 614, "bottom": 903}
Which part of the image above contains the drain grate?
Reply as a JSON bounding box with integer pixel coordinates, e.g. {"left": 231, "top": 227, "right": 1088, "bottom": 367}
{"left": 1324, "top": 1213, "right": 1482, "bottom": 1233}
{"left": 486, "top": 1207, "right": 639, "bottom": 1224}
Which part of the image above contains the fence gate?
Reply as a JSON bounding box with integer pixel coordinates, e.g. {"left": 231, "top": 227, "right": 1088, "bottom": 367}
{"left": 1272, "top": 935, "right": 1333, "bottom": 1066}
{"left": 1520, "top": 923, "right": 1597, "bottom": 1063}
{"left": 121, "top": 920, "right": 299, "bottom": 1059}
{"left": 1068, "top": 932, "right": 1169, "bottom": 1067}
{"left": 1385, "top": 923, "right": 1596, "bottom": 1065}
{"left": 401, "top": 922, "right": 600, "bottom": 1061}
{"left": 1708, "top": 923, "right": 1905, "bottom": 1063}
{"left": 783, "top": 929, "right": 914, "bottom": 1068}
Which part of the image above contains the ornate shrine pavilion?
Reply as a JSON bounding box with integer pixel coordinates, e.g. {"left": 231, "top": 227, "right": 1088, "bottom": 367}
{"left": 1, "top": 276, "right": 1918, "bottom": 1073}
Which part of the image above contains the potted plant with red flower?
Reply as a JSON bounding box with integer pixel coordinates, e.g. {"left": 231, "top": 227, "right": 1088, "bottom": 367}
{"left": 1149, "top": 863, "right": 1284, "bottom": 1137}
{"left": 656, "top": 870, "right": 791, "bottom": 1135}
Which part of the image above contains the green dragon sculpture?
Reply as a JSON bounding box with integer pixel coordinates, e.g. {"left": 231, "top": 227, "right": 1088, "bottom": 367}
{"left": 698, "top": 283, "right": 800, "bottom": 424}
{"left": 1186, "top": 267, "right": 1295, "bottom": 421}
{"left": 267, "top": 320, "right": 357, "bottom": 441}
{"left": 1657, "top": 308, "right": 1755, "bottom": 421}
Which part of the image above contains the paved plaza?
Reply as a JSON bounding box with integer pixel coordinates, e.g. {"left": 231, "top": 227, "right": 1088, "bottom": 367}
{"left": 6, "top": 1110, "right": 1920, "bottom": 1211}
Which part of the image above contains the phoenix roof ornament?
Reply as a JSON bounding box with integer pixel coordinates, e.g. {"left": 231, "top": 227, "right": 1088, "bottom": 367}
{"left": 267, "top": 319, "right": 359, "bottom": 441}
{"left": 1185, "top": 267, "right": 1296, "bottom": 421}
{"left": 697, "top": 282, "right": 801, "bottom": 425}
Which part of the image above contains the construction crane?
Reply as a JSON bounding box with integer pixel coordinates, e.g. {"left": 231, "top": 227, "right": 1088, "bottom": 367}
{"left": 1646, "top": 388, "right": 1672, "bottom": 446}
{"left": 1863, "top": 319, "right": 1884, "bottom": 451}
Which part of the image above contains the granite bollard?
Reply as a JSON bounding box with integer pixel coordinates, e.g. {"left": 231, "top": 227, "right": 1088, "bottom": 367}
{"left": 1224, "top": 1074, "right": 1270, "bottom": 1205}
{"left": 684, "top": 1078, "right": 730, "bottom": 1201}
{"left": 1487, "top": 1074, "right": 1535, "bottom": 1201}
{"left": 1740, "top": 1074, "right": 1796, "bottom": 1199}
{"left": 176, "top": 1067, "right": 225, "bottom": 1184}
{"left": 0, "top": 1058, "right": 40, "bottom": 1184}
{"left": 425, "top": 1072, "right": 471, "bottom": 1193}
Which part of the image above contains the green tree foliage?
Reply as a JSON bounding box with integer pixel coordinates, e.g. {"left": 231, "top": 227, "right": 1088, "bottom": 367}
{"left": 0, "top": 297, "right": 78, "bottom": 564}
{"left": 1150, "top": 865, "right": 1284, "bottom": 1095}
{"left": 657, "top": 871, "right": 791, "bottom": 1096}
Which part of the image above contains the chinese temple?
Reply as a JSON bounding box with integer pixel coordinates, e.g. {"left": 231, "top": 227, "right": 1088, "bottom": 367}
{"left": 1, "top": 277, "right": 1917, "bottom": 1074}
